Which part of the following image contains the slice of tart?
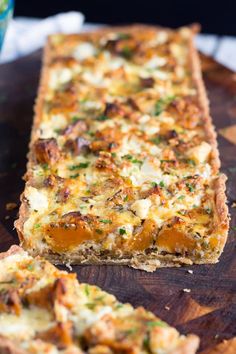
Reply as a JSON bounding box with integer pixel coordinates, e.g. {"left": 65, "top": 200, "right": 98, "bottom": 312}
{"left": 0, "top": 245, "right": 199, "bottom": 354}
{"left": 15, "top": 25, "right": 228, "bottom": 271}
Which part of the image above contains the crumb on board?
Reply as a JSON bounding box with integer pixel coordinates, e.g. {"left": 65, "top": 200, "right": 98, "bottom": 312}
{"left": 187, "top": 269, "right": 193, "bottom": 274}
{"left": 5, "top": 215, "right": 10, "bottom": 220}
{"left": 5, "top": 202, "right": 17, "bottom": 211}
{"left": 183, "top": 288, "right": 191, "bottom": 293}
{"left": 165, "top": 305, "right": 170, "bottom": 311}
{"left": 214, "top": 334, "right": 219, "bottom": 339}
{"left": 232, "top": 202, "right": 236, "bottom": 208}
{"left": 219, "top": 125, "right": 236, "bottom": 145}
{"left": 65, "top": 262, "right": 73, "bottom": 271}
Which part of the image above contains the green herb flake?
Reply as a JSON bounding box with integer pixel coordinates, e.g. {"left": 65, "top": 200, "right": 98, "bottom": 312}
{"left": 122, "top": 154, "right": 142, "bottom": 165}
{"left": 111, "top": 152, "right": 117, "bottom": 157}
{"left": 124, "top": 195, "right": 128, "bottom": 202}
{"left": 34, "top": 223, "right": 41, "bottom": 229}
{"left": 159, "top": 181, "right": 165, "bottom": 188}
{"left": 154, "top": 96, "right": 175, "bottom": 116}
{"left": 96, "top": 115, "right": 109, "bottom": 121}
{"left": 95, "top": 229, "right": 103, "bottom": 235}
{"left": 150, "top": 136, "right": 162, "bottom": 145}
{"left": 41, "top": 163, "right": 49, "bottom": 170}
{"left": 69, "top": 162, "right": 90, "bottom": 170}
{"left": 119, "top": 228, "right": 126, "bottom": 235}
{"left": 231, "top": 226, "right": 236, "bottom": 231}
{"left": 115, "top": 303, "right": 123, "bottom": 310}
{"left": 177, "top": 195, "right": 185, "bottom": 200}
{"left": 84, "top": 284, "right": 90, "bottom": 296}
{"left": 94, "top": 295, "right": 105, "bottom": 302}
{"left": 151, "top": 182, "right": 158, "bottom": 188}
{"left": 124, "top": 328, "right": 137, "bottom": 335}
{"left": 186, "top": 183, "right": 195, "bottom": 193}
{"left": 27, "top": 264, "right": 34, "bottom": 271}
{"left": 100, "top": 219, "right": 112, "bottom": 224}
{"left": 70, "top": 173, "right": 80, "bottom": 179}
{"left": 86, "top": 302, "right": 96, "bottom": 310}
{"left": 71, "top": 116, "right": 80, "bottom": 123}
{"left": 117, "top": 33, "right": 131, "bottom": 40}
{"left": 147, "top": 320, "right": 167, "bottom": 328}
{"left": 186, "top": 159, "right": 196, "bottom": 166}
{"left": 143, "top": 337, "right": 150, "bottom": 350}
{"left": 205, "top": 207, "right": 212, "bottom": 215}
{"left": 121, "top": 46, "right": 133, "bottom": 59}
{"left": 123, "top": 154, "right": 133, "bottom": 161}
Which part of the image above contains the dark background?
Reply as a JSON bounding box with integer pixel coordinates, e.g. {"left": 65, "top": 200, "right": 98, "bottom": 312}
{"left": 15, "top": 0, "right": 236, "bottom": 36}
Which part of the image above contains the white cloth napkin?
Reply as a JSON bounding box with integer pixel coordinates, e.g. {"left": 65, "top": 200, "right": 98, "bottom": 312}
{"left": 1, "top": 12, "right": 84, "bottom": 63}
{"left": 1, "top": 14, "right": 236, "bottom": 72}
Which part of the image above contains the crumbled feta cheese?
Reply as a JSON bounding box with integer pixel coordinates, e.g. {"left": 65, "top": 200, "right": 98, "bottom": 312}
{"left": 131, "top": 199, "right": 151, "bottom": 219}
{"left": 73, "top": 42, "right": 96, "bottom": 60}
{"left": 188, "top": 142, "right": 212, "bottom": 164}
{"left": 25, "top": 187, "right": 49, "bottom": 212}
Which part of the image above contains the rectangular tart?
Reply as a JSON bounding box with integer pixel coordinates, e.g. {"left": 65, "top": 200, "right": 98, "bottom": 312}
{"left": 15, "top": 25, "right": 228, "bottom": 271}
{"left": 0, "top": 245, "right": 199, "bottom": 354}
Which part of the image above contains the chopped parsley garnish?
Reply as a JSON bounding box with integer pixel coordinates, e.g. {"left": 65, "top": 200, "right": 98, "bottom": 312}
{"left": 111, "top": 152, "right": 117, "bottom": 157}
{"left": 54, "top": 128, "right": 61, "bottom": 134}
{"left": 205, "top": 207, "right": 212, "bottom": 215}
{"left": 117, "top": 33, "right": 131, "bottom": 40}
{"left": 151, "top": 182, "right": 158, "bottom": 188}
{"left": 87, "top": 131, "right": 95, "bottom": 137}
{"left": 124, "top": 328, "right": 137, "bottom": 335}
{"left": 177, "top": 195, "right": 185, "bottom": 200}
{"left": 100, "top": 219, "right": 112, "bottom": 224}
{"left": 94, "top": 295, "right": 105, "bottom": 302}
{"left": 71, "top": 116, "right": 80, "bottom": 123}
{"left": 159, "top": 181, "right": 165, "bottom": 188}
{"left": 41, "top": 163, "right": 49, "bottom": 170}
{"left": 147, "top": 320, "right": 167, "bottom": 327}
{"left": 70, "top": 173, "right": 80, "bottom": 179}
{"left": 27, "top": 264, "right": 34, "bottom": 271}
{"left": 123, "top": 154, "right": 133, "bottom": 160}
{"left": 143, "top": 337, "right": 150, "bottom": 350}
{"left": 69, "top": 162, "right": 90, "bottom": 170}
{"left": 34, "top": 223, "right": 41, "bottom": 229}
{"left": 86, "top": 302, "right": 96, "bottom": 310}
{"left": 96, "top": 115, "right": 109, "bottom": 121}
{"left": 124, "top": 195, "right": 129, "bottom": 202}
{"left": 231, "top": 226, "right": 236, "bottom": 231}
{"left": 154, "top": 96, "right": 175, "bottom": 116}
{"left": 119, "top": 228, "right": 126, "bottom": 235}
{"left": 116, "top": 303, "right": 123, "bottom": 309}
{"left": 186, "top": 183, "right": 195, "bottom": 193}
{"left": 84, "top": 284, "right": 90, "bottom": 296}
{"left": 150, "top": 136, "right": 162, "bottom": 145}
{"left": 120, "top": 46, "right": 133, "bottom": 59}
{"left": 95, "top": 229, "right": 103, "bottom": 235}
{"left": 122, "top": 155, "right": 143, "bottom": 165}
{"left": 185, "top": 159, "right": 196, "bottom": 166}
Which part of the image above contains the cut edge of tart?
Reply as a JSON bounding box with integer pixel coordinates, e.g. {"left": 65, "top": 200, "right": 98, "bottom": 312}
{"left": 0, "top": 245, "right": 199, "bottom": 354}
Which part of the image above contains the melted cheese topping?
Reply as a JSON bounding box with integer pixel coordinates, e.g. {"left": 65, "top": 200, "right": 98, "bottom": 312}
{"left": 20, "top": 26, "right": 225, "bottom": 262}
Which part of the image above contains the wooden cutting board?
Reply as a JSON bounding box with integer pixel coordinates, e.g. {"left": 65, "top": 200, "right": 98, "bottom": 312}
{"left": 0, "top": 51, "right": 235, "bottom": 353}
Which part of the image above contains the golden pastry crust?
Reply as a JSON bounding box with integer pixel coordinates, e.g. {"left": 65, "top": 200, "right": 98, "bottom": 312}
{"left": 15, "top": 24, "right": 228, "bottom": 271}
{"left": 0, "top": 246, "right": 199, "bottom": 354}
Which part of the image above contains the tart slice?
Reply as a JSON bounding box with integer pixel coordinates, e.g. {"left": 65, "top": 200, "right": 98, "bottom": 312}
{"left": 16, "top": 25, "right": 228, "bottom": 271}
{"left": 0, "top": 245, "right": 199, "bottom": 354}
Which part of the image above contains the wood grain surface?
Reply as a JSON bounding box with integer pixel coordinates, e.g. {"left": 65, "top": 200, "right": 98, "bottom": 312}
{"left": 0, "top": 51, "right": 235, "bottom": 353}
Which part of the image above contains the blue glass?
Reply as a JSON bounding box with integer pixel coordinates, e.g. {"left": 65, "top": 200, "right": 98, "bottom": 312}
{"left": 0, "top": 0, "right": 14, "bottom": 51}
